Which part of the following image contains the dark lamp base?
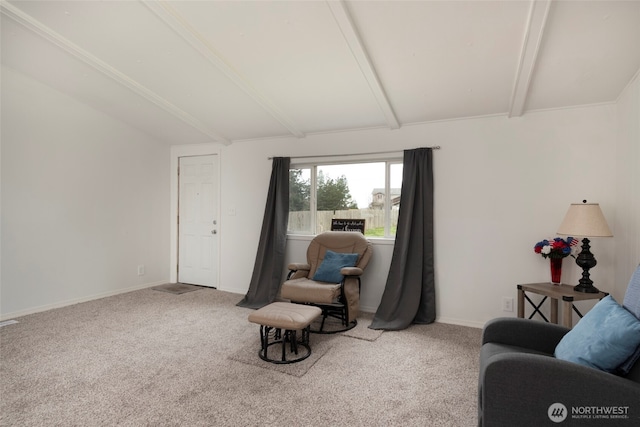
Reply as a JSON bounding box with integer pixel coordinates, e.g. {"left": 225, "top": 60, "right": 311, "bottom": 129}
{"left": 574, "top": 283, "right": 600, "bottom": 293}
{"left": 573, "top": 237, "right": 600, "bottom": 293}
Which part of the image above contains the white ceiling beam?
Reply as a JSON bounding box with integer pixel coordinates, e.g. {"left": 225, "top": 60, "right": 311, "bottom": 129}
{"left": 0, "top": 0, "right": 230, "bottom": 144}
{"left": 509, "top": 0, "right": 552, "bottom": 117}
{"left": 143, "top": 0, "right": 305, "bottom": 139}
{"left": 327, "top": 0, "right": 400, "bottom": 130}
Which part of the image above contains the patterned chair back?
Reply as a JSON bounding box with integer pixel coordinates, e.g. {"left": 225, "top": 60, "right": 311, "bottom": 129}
{"left": 623, "top": 265, "right": 640, "bottom": 320}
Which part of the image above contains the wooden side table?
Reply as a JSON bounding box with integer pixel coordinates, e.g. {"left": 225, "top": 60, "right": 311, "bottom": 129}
{"left": 517, "top": 282, "right": 608, "bottom": 328}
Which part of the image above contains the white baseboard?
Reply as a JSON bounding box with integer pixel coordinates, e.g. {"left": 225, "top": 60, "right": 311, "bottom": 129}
{"left": 435, "top": 316, "right": 484, "bottom": 329}
{"left": 2, "top": 282, "right": 487, "bottom": 329}
{"left": 361, "top": 306, "right": 483, "bottom": 329}
{"left": 216, "top": 286, "right": 247, "bottom": 296}
{"left": 359, "top": 304, "right": 376, "bottom": 314}
{"left": 0, "top": 280, "right": 168, "bottom": 321}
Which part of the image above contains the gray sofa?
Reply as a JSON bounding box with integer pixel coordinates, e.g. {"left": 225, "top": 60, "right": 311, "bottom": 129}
{"left": 478, "top": 266, "right": 640, "bottom": 426}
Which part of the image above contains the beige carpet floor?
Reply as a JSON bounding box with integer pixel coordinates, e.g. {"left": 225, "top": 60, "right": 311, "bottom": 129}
{"left": 0, "top": 287, "right": 482, "bottom": 426}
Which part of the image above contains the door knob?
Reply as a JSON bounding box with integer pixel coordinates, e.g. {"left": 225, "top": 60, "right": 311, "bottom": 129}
{"left": 211, "top": 230, "right": 217, "bottom": 234}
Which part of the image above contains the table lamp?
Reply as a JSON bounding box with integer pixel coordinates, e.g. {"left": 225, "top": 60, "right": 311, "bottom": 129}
{"left": 557, "top": 200, "right": 612, "bottom": 293}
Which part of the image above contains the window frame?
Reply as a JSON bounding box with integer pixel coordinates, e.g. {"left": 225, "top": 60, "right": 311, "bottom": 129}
{"left": 288, "top": 155, "right": 403, "bottom": 239}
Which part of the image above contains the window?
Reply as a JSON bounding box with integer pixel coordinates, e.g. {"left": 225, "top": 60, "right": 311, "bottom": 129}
{"left": 288, "top": 160, "right": 403, "bottom": 238}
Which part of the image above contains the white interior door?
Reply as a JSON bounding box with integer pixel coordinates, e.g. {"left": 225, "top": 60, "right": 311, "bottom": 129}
{"left": 178, "top": 155, "right": 218, "bottom": 287}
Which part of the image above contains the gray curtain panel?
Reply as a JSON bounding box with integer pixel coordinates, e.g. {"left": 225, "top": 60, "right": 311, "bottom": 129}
{"left": 369, "top": 147, "right": 435, "bottom": 330}
{"left": 237, "top": 157, "right": 290, "bottom": 309}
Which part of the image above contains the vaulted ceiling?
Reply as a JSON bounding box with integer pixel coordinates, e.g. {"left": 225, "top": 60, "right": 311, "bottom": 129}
{"left": 2, "top": 0, "right": 639, "bottom": 145}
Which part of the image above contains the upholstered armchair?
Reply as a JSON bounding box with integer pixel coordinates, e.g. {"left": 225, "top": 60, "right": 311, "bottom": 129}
{"left": 478, "top": 266, "right": 640, "bottom": 426}
{"left": 280, "top": 231, "right": 372, "bottom": 333}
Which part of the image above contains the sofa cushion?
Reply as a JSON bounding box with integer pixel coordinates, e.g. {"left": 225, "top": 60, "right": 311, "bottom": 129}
{"left": 280, "top": 278, "right": 341, "bottom": 304}
{"left": 555, "top": 295, "right": 640, "bottom": 372}
{"left": 623, "top": 265, "right": 640, "bottom": 319}
{"left": 618, "top": 265, "right": 640, "bottom": 375}
{"left": 617, "top": 344, "right": 640, "bottom": 376}
{"left": 481, "top": 342, "right": 552, "bottom": 362}
{"left": 312, "top": 250, "right": 358, "bottom": 283}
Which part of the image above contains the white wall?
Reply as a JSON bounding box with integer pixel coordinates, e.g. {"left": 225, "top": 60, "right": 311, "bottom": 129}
{"left": 3, "top": 63, "right": 631, "bottom": 328}
{"left": 615, "top": 71, "right": 640, "bottom": 296}
{"left": 0, "top": 66, "right": 171, "bottom": 319}
{"left": 204, "top": 105, "right": 618, "bottom": 328}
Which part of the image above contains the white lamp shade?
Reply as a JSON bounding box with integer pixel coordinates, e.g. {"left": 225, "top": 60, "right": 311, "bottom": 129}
{"left": 557, "top": 203, "right": 613, "bottom": 237}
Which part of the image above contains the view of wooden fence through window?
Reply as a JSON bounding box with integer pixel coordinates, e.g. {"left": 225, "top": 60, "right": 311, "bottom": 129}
{"left": 288, "top": 209, "right": 399, "bottom": 236}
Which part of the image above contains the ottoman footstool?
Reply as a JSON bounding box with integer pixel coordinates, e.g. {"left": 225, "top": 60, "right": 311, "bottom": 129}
{"left": 248, "top": 302, "right": 322, "bottom": 364}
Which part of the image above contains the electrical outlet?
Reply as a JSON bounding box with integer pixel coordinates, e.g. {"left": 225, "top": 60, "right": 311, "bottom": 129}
{"left": 502, "top": 297, "right": 514, "bottom": 312}
{"left": 137, "top": 265, "right": 145, "bottom": 276}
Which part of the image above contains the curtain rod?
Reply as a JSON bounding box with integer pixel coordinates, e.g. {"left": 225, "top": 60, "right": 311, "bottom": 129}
{"left": 268, "top": 146, "right": 440, "bottom": 160}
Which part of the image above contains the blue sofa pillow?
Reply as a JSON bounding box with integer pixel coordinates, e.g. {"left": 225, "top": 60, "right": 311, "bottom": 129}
{"left": 312, "top": 250, "right": 358, "bottom": 283}
{"left": 555, "top": 295, "right": 640, "bottom": 372}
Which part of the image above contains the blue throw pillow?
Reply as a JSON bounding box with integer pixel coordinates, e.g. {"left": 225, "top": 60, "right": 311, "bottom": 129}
{"left": 554, "top": 295, "right": 640, "bottom": 372}
{"left": 312, "top": 250, "right": 359, "bottom": 283}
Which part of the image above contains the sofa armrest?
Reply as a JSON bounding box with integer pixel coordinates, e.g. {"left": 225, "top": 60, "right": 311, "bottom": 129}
{"left": 288, "top": 263, "right": 310, "bottom": 272}
{"left": 286, "top": 263, "right": 311, "bottom": 281}
{"left": 482, "top": 317, "right": 570, "bottom": 354}
{"left": 481, "top": 353, "right": 640, "bottom": 426}
{"left": 340, "top": 266, "right": 363, "bottom": 276}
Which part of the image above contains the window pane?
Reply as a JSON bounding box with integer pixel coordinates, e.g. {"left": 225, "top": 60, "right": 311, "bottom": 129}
{"left": 288, "top": 168, "right": 311, "bottom": 233}
{"left": 288, "top": 160, "right": 402, "bottom": 238}
{"left": 389, "top": 163, "right": 403, "bottom": 236}
{"left": 315, "top": 163, "right": 386, "bottom": 236}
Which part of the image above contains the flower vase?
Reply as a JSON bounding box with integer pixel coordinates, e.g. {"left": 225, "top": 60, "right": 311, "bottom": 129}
{"left": 550, "top": 257, "right": 563, "bottom": 285}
